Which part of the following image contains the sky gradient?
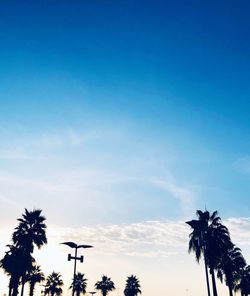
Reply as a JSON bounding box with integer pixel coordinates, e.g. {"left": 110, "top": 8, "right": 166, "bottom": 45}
{"left": 1, "top": 1, "right": 250, "bottom": 295}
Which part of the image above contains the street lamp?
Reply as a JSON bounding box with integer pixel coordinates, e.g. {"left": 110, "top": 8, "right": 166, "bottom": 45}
{"left": 61, "top": 241, "right": 93, "bottom": 296}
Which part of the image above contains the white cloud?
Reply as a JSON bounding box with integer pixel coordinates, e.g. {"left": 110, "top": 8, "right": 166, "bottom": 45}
{"left": 43, "top": 217, "right": 250, "bottom": 259}
{"left": 48, "top": 220, "right": 189, "bottom": 258}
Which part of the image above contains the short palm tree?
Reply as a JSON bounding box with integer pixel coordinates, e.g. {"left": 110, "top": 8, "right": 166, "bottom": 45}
{"left": 0, "top": 244, "right": 33, "bottom": 296}
{"left": 95, "top": 275, "right": 115, "bottom": 296}
{"left": 70, "top": 272, "right": 87, "bottom": 296}
{"left": 44, "top": 272, "right": 63, "bottom": 296}
{"left": 124, "top": 275, "right": 141, "bottom": 296}
{"left": 27, "top": 264, "right": 45, "bottom": 296}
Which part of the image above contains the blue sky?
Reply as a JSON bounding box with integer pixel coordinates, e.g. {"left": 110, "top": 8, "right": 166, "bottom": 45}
{"left": 0, "top": 1, "right": 250, "bottom": 295}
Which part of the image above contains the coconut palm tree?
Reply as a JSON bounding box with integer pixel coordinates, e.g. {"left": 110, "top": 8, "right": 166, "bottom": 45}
{"left": 0, "top": 244, "right": 33, "bottom": 296}
{"left": 124, "top": 275, "right": 141, "bottom": 296}
{"left": 187, "top": 210, "right": 232, "bottom": 296}
{"left": 27, "top": 264, "right": 45, "bottom": 296}
{"left": 44, "top": 272, "right": 63, "bottom": 296}
{"left": 70, "top": 272, "right": 87, "bottom": 296}
{"left": 95, "top": 275, "right": 115, "bottom": 296}
{"left": 217, "top": 245, "right": 246, "bottom": 296}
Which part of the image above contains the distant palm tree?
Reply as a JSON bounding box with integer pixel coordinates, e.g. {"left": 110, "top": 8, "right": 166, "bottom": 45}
{"left": 124, "top": 275, "right": 141, "bottom": 296}
{"left": 44, "top": 272, "right": 63, "bottom": 296}
{"left": 95, "top": 275, "right": 115, "bottom": 296}
{"left": 70, "top": 272, "right": 87, "bottom": 296}
{"left": 0, "top": 244, "right": 33, "bottom": 296}
{"left": 27, "top": 265, "right": 45, "bottom": 296}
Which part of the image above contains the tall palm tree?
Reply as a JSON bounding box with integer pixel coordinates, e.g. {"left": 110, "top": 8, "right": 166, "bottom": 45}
{"left": 95, "top": 275, "right": 115, "bottom": 296}
{"left": 124, "top": 275, "right": 141, "bottom": 296}
{"left": 0, "top": 244, "right": 33, "bottom": 296}
{"left": 44, "top": 272, "right": 63, "bottom": 296}
{"left": 187, "top": 210, "right": 212, "bottom": 296}
{"left": 187, "top": 210, "right": 232, "bottom": 296}
{"left": 206, "top": 221, "right": 232, "bottom": 296}
{"left": 70, "top": 272, "right": 87, "bottom": 296}
{"left": 27, "top": 264, "right": 45, "bottom": 296}
{"left": 12, "top": 208, "right": 47, "bottom": 253}
{"left": 12, "top": 209, "right": 47, "bottom": 296}
{"left": 217, "top": 245, "right": 246, "bottom": 296}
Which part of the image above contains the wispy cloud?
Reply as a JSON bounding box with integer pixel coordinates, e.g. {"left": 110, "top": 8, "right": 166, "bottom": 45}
{"left": 150, "top": 177, "right": 196, "bottom": 216}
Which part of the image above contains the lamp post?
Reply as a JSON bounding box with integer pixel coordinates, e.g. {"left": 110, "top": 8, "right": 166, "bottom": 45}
{"left": 61, "top": 241, "right": 93, "bottom": 296}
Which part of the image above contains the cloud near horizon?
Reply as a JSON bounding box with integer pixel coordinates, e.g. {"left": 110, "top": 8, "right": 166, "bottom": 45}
{"left": 45, "top": 217, "right": 250, "bottom": 259}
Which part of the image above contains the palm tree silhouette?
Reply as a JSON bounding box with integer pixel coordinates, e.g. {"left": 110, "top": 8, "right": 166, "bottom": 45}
{"left": 95, "top": 275, "right": 115, "bottom": 296}
{"left": 187, "top": 210, "right": 232, "bottom": 296}
{"left": 187, "top": 210, "right": 212, "bottom": 296}
{"left": 217, "top": 245, "right": 246, "bottom": 296}
{"left": 70, "top": 272, "right": 87, "bottom": 296}
{"left": 234, "top": 265, "right": 250, "bottom": 296}
{"left": 124, "top": 275, "right": 141, "bottom": 296}
{"left": 12, "top": 208, "right": 47, "bottom": 296}
{"left": 12, "top": 209, "right": 47, "bottom": 253}
{"left": 0, "top": 244, "right": 33, "bottom": 296}
{"left": 27, "top": 264, "right": 45, "bottom": 296}
{"left": 44, "top": 272, "right": 63, "bottom": 296}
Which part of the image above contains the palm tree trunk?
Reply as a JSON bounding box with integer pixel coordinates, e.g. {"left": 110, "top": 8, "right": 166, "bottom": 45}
{"left": 9, "top": 277, "right": 13, "bottom": 296}
{"left": 228, "top": 284, "right": 233, "bottom": 296}
{"left": 12, "top": 275, "right": 20, "bottom": 296}
{"left": 210, "top": 268, "right": 218, "bottom": 296}
{"left": 204, "top": 257, "right": 211, "bottom": 296}
{"left": 20, "top": 277, "right": 25, "bottom": 296}
{"left": 29, "top": 283, "right": 35, "bottom": 296}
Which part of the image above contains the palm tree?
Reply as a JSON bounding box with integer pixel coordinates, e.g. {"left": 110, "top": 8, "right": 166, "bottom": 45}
{"left": 70, "top": 272, "right": 87, "bottom": 296}
{"left": 217, "top": 245, "right": 246, "bottom": 296}
{"left": 27, "top": 264, "right": 45, "bottom": 296}
{"left": 95, "top": 275, "right": 115, "bottom": 296}
{"left": 187, "top": 210, "right": 232, "bottom": 296}
{"left": 187, "top": 210, "right": 212, "bottom": 296}
{"left": 0, "top": 244, "right": 33, "bottom": 296}
{"left": 206, "top": 221, "right": 232, "bottom": 296}
{"left": 124, "top": 275, "right": 141, "bottom": 296}
{"left": 12, "top": 208, "right": 47, "bottom": 253}
{"left": 12, "top": 209, "right": 47, "bottom": 296}
{"left": 44, "top": 272, "right": 63, "bottom": 296}
{"left": 235, "top": 265, "right": 250, "bottom": 296}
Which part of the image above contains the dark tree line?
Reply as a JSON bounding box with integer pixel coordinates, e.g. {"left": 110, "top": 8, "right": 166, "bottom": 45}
{"left": 0, "top": 209, "right": 142, "bottom": 296}
{"left": 187, "top": 210, "right": 250, "bottom": 296}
